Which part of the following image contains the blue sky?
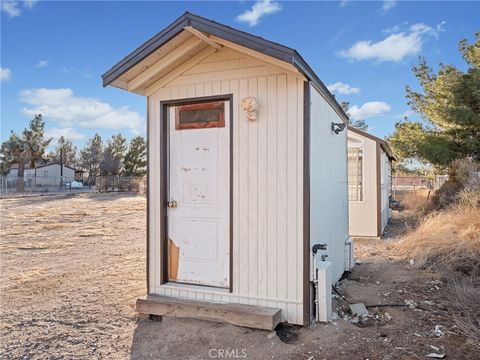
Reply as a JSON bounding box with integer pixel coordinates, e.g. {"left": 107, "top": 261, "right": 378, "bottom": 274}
{"left": 1, "top": 0, "right": 479, "bottom": 149}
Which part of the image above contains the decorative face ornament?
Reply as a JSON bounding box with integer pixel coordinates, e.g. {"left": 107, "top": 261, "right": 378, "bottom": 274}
{"left": 240, "top": 96, "right": 258, "bottom": 121}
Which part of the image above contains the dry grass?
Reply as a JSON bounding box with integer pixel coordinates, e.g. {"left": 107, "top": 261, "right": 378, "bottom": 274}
{"left": 395, "top": 189, "right": 430, "bottom": 213}
{"left": 394, "top": 186, "right": 480, "bottom": 349}
{"left": 395, "top": 190, "right": 480, "bottom": 275}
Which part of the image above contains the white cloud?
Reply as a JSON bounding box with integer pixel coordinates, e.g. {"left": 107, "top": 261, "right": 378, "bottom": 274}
{"left": 0, "top": 67, "right": 11, "bottom": 81}
{"left": 338, "top": 23, "right": 438, "bottom": 62}
{"left": 382, "top": 25, "right": 401, "bottom": 34}
{"left": 35, "top": 60, "right": 49, "bottom": 68}
{"left": 327, "top": 82, "right": 360, "bottom": 95}
{"left": 23, "top": 0, "right": 38, "bottom": 10}
{"left": 20, "top": 88, "right": 144, "bottom": 135}
{"left": 1, "top": 0, "right": 37, "bottom": 17}
{"left": 436, "top": 20, "right": 447, "bottom": 33}
{"left": 45, "top": 127, "right": 86, "bottom": 142}
{"left": 236, "top": 0, "right": 282, "bottom": 27}
{"left": 61, "top": 66, "right": 91, "bottom": 78}
{"left": 1, "top": 1, "right": 20, "bottom": 17}
{"left": 382, "top": 0, "right": 397, "bottom": 12}
{"left": 348, "top": 101, "right": 391, "bottom": 120}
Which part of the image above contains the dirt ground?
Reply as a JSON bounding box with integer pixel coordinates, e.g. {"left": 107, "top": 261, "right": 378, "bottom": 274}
{"left": 0, "top": 193, "right": 476, "bottom": 359}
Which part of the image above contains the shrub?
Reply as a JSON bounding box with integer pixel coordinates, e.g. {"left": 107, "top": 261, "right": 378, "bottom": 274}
{"left": 427, "top": 159, "right": 479, "bottom": 211}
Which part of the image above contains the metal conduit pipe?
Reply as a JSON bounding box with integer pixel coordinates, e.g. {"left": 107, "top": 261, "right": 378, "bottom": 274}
{"left": 311, "top": 244, "right": 327, "bottom": 322}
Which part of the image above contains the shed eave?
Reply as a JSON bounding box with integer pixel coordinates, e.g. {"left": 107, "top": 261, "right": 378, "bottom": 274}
{"left": 101, "top": 13, "right": 189, "bottom": 87}
{"left": 101, "top": 11, "right": 349, "bottom": 122}
{"left": 347, "top": 126, "right": 396, "bottom": 161}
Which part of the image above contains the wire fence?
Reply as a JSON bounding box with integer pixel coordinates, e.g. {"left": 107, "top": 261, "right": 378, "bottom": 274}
{"left": 0, "top": 175, "right": 90, "bottom": 197}
{"left": 392, "top": 172, "right": 480, "bottom": 196}
{"left": 95, "top": 176, "right": 146, "bottom": 193}
{"left": 0, "top": 175, "right": 146, "bottom": 198}
{"left": 392, "top": 176, "right": 433, "bottom": 194}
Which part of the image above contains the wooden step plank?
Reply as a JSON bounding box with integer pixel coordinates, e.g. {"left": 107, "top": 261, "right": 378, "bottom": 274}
{"left": 136, "top": 294, "right": 282, "bottom": 330}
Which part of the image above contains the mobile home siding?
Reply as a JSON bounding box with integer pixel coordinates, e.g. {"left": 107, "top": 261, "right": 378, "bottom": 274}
{"left": 147, "top": 48, "right": 305, "bottom": 324}
{"left": 348, "top": 134, "right": 378, "bottom": 237}
{"left": 309, "top": 84, "right": 349, "bottom": 283}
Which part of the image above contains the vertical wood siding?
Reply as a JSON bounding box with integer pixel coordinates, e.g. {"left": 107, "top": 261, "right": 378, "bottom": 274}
{"left": 147, "top": 48, "right": 305, "bottom": 324}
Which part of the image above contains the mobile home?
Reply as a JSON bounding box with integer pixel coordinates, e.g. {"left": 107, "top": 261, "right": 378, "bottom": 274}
{"left": 103, "top": 12, "right": 354, "bottom": 328}
{"left": 347, "top": 126, "right": 396, "bottom": 238}
{"left": 6, "top": 162, "right": 76, "bottom": 187}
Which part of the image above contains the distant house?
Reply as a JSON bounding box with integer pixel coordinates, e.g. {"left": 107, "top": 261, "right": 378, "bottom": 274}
{"left": 6, "top": 163, "right": 35, "bottom": 178}
{"left": 6, "top": 162, "right": 77, "bottom": 186}
{"left": 347, "top": 127, "right": 396, "bottom": 238}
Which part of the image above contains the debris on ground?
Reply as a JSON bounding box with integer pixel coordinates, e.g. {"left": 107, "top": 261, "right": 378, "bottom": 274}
{"left": 349, "top": 303, "right": 368, "bottom": 317}
{"left": 266, "top": 330, "right": 277, "bottom": 339}
{"left": 404, "top": 299, "right": 417, "bottom": 309}
{"left": 330, "top": 311, "right": 339, "bottom": 321}
{"left": 426, "top": 353, "right": 445, "bottom": 358}
{"left": 432, "top": 325, "right": 444, "bottom": 338}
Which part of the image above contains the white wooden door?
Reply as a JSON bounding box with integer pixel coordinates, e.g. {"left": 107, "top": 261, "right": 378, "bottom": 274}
{"left": 167, "top": 100, "right": 230, "bottom": 288}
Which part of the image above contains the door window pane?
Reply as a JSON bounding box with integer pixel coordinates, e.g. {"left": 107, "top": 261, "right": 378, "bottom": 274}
{"left": 176, "top": 101, "right": 224, "bottom": 130}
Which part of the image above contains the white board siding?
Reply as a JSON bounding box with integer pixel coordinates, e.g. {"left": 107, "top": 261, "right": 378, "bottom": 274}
{"left": 348, "top": 133, "right": 378, "bottom": 237}
{"left": 147, "top": 48, "right": 305, "bottom": 324}
{"left": 309, "top": 84, "right": 350, "bottom": 284}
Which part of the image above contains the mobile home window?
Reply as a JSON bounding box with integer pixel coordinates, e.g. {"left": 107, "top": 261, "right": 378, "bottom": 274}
{"left": 348, "top": 148, "right": 363, "bottom": 201}
{"left": 175, "top": 101, "right": 224, "bottom": 130}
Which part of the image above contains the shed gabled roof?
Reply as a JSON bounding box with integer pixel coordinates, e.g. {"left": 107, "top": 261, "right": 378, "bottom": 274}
{"left": 102, "top": 11, "right": 348, "bottom": 122}
{"left": 347, "top": 126, "right": 397, "bottom": 161}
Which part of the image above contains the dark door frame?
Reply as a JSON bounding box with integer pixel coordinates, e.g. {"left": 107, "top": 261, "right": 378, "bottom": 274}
{"left": 158, "top": 94, "right": 234, "bottom": 292}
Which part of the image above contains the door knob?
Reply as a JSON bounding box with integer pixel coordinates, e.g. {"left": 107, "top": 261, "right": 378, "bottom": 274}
{"left": 167, "top": 200, "right": 177, "bottom": 208}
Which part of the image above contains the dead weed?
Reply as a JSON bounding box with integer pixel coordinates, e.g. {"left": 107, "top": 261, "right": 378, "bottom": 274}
{"left": 394, "top": 186, "right": 480, "bottom": 348}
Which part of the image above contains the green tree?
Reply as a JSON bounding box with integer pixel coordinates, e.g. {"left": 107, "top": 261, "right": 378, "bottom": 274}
{"left": 123, "top": 136, "right": 147, "bottom": 176}
{"left": 1, "top": 133, "right": 30, "bottom": 191}
{"left": 24, "top": 115, "right": 51, "bottom": 166}
{"left": 50, "top": 136, "right": 78, "bottom": 167}
{"left": 340, "top": 101, "right": 369, "bottom": 131}
{"left": 388, "top": 33, "right": 480, "bottom": 169}
{"left": 79, "top": 133, "right": 103, "bottom": 184}
{"left": 0, "top": 114, "right": 51, "bottom": 191}
{"left": 100, "top": 133, "right": 127, "bottom": 176}
{"left": 0, "top": 158, "right": 11, "bottom": 176}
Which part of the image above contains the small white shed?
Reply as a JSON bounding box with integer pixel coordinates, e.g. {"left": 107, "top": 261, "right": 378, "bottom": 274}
{"left": 347, "top": 127, "right": 396, "bottom": 238}
{"left": 103, "top": 12, "right": 353, "bottom": 328}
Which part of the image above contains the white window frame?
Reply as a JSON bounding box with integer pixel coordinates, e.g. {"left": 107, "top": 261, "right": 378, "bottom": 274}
{"left": 347, "top": 142, "right": 365, "bottom": 203}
